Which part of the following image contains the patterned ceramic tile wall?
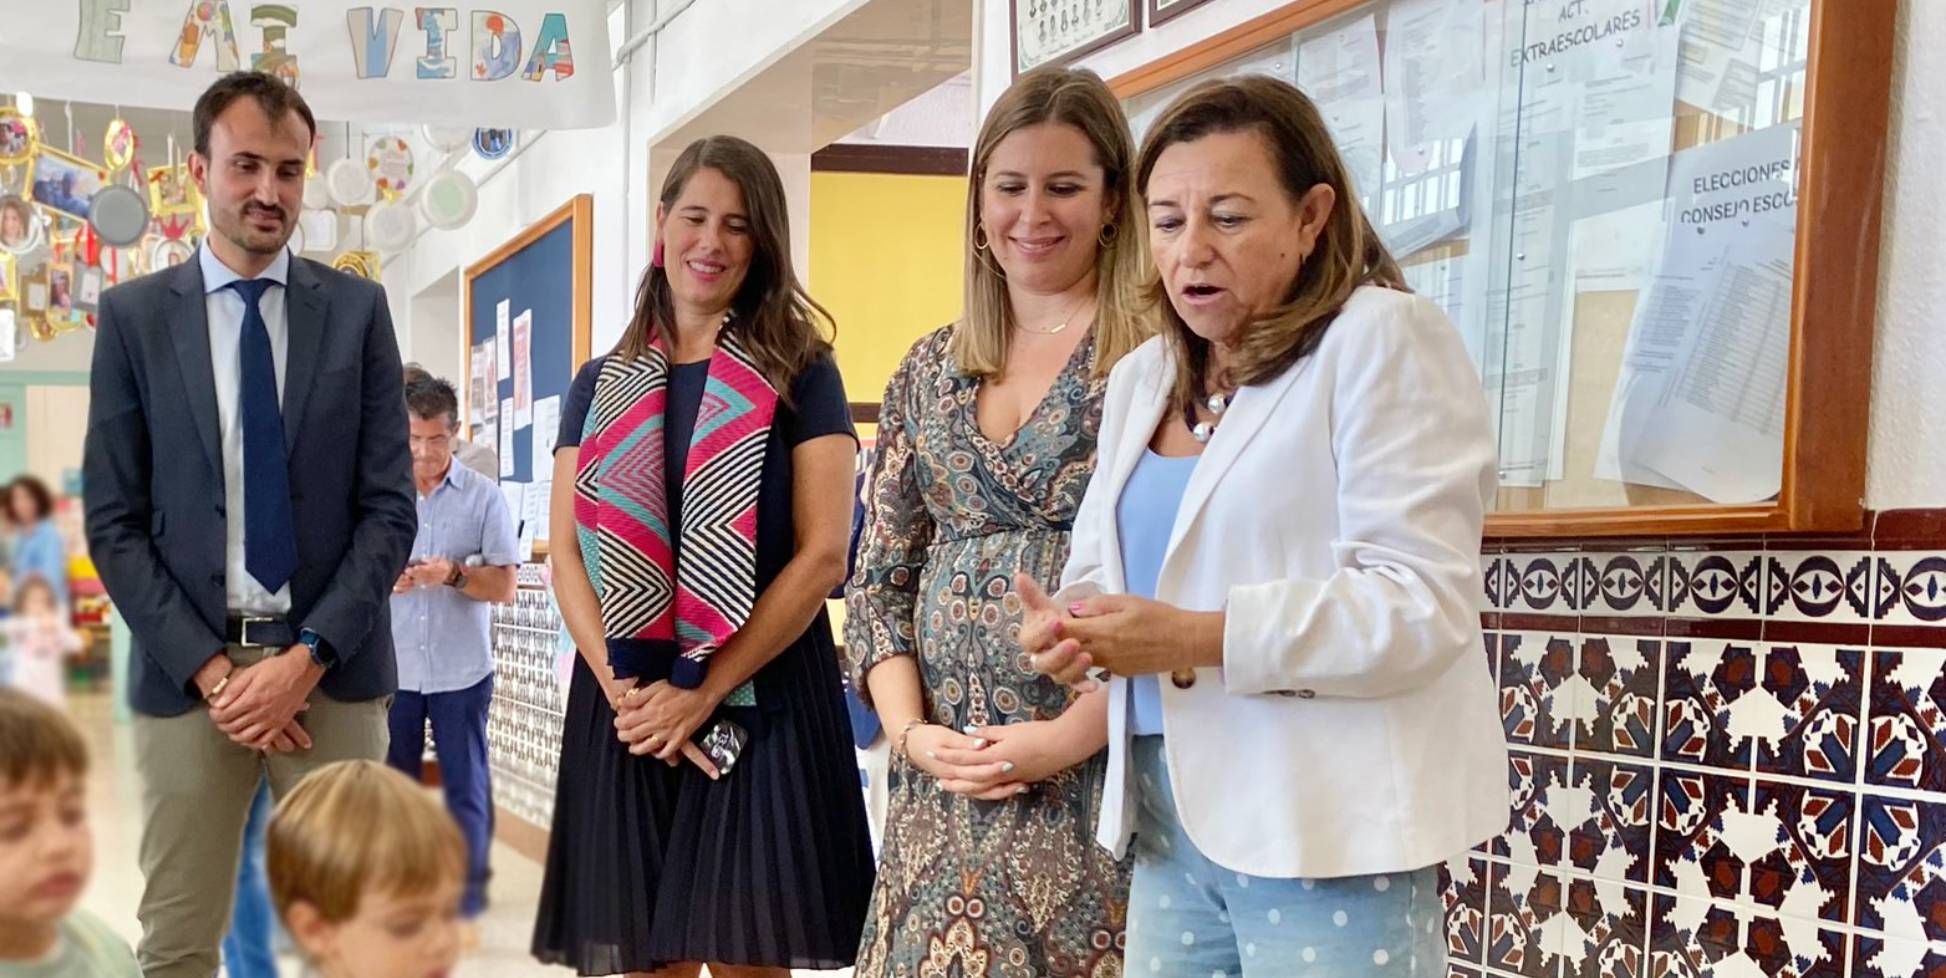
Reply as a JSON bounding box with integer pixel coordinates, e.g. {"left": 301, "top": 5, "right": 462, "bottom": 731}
{"left": 487, "top": 584, "right": 568, "bottom": 830}
{"left": 1445, "top": 510, "right": 1946, "bottom": 978}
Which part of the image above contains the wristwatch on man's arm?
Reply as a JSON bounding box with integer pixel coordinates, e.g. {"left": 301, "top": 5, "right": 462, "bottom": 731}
{"left": 444, "top": 563, "right": 470, "bottom": 590}
{"left": 297, "top": 628, "right": 336, "bottom": 670}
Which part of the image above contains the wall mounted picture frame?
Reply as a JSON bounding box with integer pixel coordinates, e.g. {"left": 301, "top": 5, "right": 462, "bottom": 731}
{"left": 1146, "top": 0, "right": 1216, "bottom": 27}
{"left": 0, "top": 250, "right": 15, "bottom": 303}
{"left": 0, "top": 108, "right": 34, "bottom": 166}
{"left": 29, "top": 148, "right": 106, "bottom": 223}
{"left": 147, "top": 162, "right": 201, "bottom": 217}
{"left": 1011, "top": 0, "right": 1139, "bottom": 77}
{"left": 0, "top": 193, "right": 41, "bottom": 256}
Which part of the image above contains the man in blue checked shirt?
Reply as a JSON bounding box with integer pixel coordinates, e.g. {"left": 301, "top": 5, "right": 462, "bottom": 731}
{"left": 388, "top": 374, "right": 519, "bottom": 917}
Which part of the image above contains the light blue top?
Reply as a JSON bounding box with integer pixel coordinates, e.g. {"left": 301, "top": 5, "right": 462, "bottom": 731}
{"left": 389, "top": 461, "right": 519, "bottom": 694}
{"left": 11, "top": 519, "right": 69, "bottom": 607}
{"left": 1115, "top": 449, "right": 1198, "bottom": 737}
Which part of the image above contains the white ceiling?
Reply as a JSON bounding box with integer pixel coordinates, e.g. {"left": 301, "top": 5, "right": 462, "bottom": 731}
{"left": 653, "top": 0, "right": 974, "bottom": 158}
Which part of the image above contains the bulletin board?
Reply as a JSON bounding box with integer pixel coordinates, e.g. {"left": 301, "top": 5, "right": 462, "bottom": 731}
{"left": 1107, "top": 0, "right": 1892, "bottom": 538}
{"left": 461, "top": 194, "right": 594, "bottom": 556}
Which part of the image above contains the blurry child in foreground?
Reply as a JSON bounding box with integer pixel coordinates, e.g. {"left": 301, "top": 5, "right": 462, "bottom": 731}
{"left": 0, "top": 686, "right": 141, "bottom": 976}
{"left": 267, "top": 760, "right": 467, "bottom": 978}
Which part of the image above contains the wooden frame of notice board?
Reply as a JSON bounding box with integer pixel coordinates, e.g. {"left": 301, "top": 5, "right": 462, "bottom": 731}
{"left": 461, "top": 194, "right": 594, "bottom": 558}
{"left": 1106, "top": 0, "right": 1895, "bottom": 539}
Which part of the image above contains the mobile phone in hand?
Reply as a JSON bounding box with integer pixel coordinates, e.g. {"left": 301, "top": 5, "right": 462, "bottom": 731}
{"left": 698, "top": 719, "right": 748, "bottom": 774}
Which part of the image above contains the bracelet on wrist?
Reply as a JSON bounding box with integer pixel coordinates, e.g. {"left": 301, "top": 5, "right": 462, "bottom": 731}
{"left": 895, "top": 718, "right": 927, "bottom": 761}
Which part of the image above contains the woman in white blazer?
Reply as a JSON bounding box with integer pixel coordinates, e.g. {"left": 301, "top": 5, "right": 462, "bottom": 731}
{"left": 1020, "top": 76, "right": 1508, "bottom": 976}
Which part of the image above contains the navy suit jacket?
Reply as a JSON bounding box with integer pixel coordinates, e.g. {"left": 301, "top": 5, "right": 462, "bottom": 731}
{"left": 83, "top": 255, "right": 417, "bottom": 717}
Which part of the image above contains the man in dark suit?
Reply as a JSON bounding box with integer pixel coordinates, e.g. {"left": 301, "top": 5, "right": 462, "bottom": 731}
{"left": 82, "top": 71, "right": 416, "bottom": 978}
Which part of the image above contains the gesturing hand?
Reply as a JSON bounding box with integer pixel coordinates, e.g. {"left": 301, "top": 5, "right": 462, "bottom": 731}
{"left": 1015, "top": 574, "right": 1096, "bottom": 690}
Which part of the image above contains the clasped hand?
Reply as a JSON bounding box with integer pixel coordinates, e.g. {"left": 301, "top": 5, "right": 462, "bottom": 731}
{"left": 206, "top": 649, "right": 321, "bottom": 753}
{"left": 905, "top": 720, "right": 1074, "bottom": 801}
{"left": 395, "top": 558, "right": 456, "bottom": 593}
{"left": 612, "top": 679, "right": 722, "bottom": 778}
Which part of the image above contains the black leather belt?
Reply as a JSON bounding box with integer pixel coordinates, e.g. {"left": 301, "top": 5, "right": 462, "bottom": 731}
{"left": 225, "top": 616, "right": 296, "bottom": 649}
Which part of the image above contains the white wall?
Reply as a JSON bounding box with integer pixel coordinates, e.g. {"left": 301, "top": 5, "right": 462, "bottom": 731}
{"left": 386, "top": 0, "right": 863, "bottom": 361}
{"left": 973, "top": 0, "right": 1946, "bottom": 512}
{"left": 1864, "top": 0, "right": 1946, "bottom": 511}
{"left": 0, "top": 330, "right": 97, "bottom": 374}
{"left": 385, "top": 28, "right": 634, "bottom": 360}
{"left": 644, "top": 0, "right": 868, "bottom": 140}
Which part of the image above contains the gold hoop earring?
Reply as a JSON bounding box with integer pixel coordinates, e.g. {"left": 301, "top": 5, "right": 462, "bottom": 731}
{"left": 1098, "top": 223, "right": 1117, "bottom": 247}
{"left": 974, "top": 226, "right": 990, "bottom": 251}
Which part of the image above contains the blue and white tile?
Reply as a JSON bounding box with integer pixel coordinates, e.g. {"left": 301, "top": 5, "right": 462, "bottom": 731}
{"left": 1558, "top": 879, "right": 1647, "bottom": 978}
{"left": 1667, "top": 550, "right": 1767, "bottom": 620}
{"left": 1752, "top": 645, "right": 1864, "bottom": 784}
{"left": 1507, "top": 552, "right": 1584, "bottom": 616}
{"left": 1766, "top": 551, "right": 1875, "bottom": 624}
{"left": 1502, "top": 632, "right": 1575, "bottom": 751}
{"left": 1499, "top": 751, "right": 1570, "bottom": 868}
{"left": 1442, "top": 855, "right": 1490, "bottom": 967}
{"left": 1582, "top": 551, "right": 1668, "bottom": 619}
{"left": 1487, "top": 862, "right": 1566, "bottom": 978}
{"left": 1650, "top": 893, "right": 1844, "bottom": 978}
{"left": 1484, "top": 554, "right": 1513, "bottom": 613}
{"left": 1851, "top": 933, "right": 1946, "bottom": 978}
{"left": 1661, "top": 640, "right": 1762, "bottom": 772}
{"left": 1858, "top": 793, "right": 1946, "bottom": 943}
{"left": 1867, "top": 648, "right": 1946, "bottom": 792}
{"left": 1565, "top": 757, "right": 1653, "bottom": 884}
{"left": 1573, "top": 636, "right": 1660, "bottom": 759}
{"left": 1875, "top": 552, "right": 1946, "bottom": 626}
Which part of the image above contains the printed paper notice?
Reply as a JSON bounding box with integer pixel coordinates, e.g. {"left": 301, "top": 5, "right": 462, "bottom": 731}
{"left": 1595, "top": 122, "right": 1800, "bottom": 499}
{"left": 495, "top": 303, "right": 511, "bottom": 382}
{"left": 499, "top": 481, "right": 526, "bottom": 534}
{"left": 479, "top": 340, "right": 498, "bottom": 420}
{"left": 1382, "top": 0, "right": 1483, "bottom": 174}
{"left": 499, "top": 399, "right": 515, "bottom": 477}
{"left": 513, "top": 310, "right": 533, "bottom": 428}
{"left": 1296, "top": 13, "right": 1383, "bottom": 208}
{"left": 532, "top": 396, "right": 561, "bottom": 475}
{"left": 468, "top": 345, "right": 488, "bottom": 424}
{"left": 523, "top": 480, "right": 550, "bottom": 536}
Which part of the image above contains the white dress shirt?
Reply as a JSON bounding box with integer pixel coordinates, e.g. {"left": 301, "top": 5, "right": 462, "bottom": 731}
{"left": 199, "top": 244, "right": 293, "bottom": 615}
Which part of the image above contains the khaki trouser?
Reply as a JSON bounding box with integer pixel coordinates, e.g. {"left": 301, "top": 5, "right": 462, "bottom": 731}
{"left": 133, "top": 645, "right": 390, "bottom": 978}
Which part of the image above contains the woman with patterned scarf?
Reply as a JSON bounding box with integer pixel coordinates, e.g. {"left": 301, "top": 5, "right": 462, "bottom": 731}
{"left": 531, "top": 135, "right": 875, "bottom": 978}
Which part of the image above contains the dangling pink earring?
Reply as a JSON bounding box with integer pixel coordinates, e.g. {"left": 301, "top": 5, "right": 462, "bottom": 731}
{"left": 652, "top": 239, "right": 665, "bottom": 268}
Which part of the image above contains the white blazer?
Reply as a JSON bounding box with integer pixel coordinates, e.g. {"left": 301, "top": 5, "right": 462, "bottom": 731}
{"left": 1060, "top": 285, "right": 1509, "bottom": 879}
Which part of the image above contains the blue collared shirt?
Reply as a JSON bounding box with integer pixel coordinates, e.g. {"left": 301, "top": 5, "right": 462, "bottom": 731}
{"left": 390, "top": 460, "right": 519, "bottom": 694}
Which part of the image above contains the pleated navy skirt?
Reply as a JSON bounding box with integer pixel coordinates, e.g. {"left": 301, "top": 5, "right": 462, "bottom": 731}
{"left": 531, "top": 615, "right": 876, "bottom": 975}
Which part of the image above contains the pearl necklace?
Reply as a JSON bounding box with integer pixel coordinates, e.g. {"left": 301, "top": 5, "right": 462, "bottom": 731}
{"left": 1183, "top": 390, "right": 1234, "bottom": 443}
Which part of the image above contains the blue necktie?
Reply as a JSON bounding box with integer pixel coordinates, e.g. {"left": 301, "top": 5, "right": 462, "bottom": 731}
{"left": 229, "top": 278, "right": 297, "bottom": 594}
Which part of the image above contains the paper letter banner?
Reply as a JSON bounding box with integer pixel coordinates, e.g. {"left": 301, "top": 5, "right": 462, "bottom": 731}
{"left": 0, "top": 0, "right": 613, "bottom": 129}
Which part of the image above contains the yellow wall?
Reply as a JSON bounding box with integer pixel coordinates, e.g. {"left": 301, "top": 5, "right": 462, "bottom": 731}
{"left": 810, "top": 170, "right": 968, "bottom": 407}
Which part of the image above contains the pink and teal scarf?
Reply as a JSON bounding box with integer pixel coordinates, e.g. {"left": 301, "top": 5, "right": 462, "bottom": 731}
{"left": 573, "top": 329, "right": 776, "bottom": 697}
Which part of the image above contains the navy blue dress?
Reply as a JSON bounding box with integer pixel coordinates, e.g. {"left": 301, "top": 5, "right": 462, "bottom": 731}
{"left": 532, "top": 353, "right": 875, "bottom": 974}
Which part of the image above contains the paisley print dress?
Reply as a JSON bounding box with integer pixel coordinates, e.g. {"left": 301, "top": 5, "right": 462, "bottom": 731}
{"left": 846, "top": 325, "right": 1131, "bottom": 978}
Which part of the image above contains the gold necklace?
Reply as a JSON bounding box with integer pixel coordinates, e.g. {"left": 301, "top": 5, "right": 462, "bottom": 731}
{"left": 1016, "top": 293, "right": 1094, "bottom": 336}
